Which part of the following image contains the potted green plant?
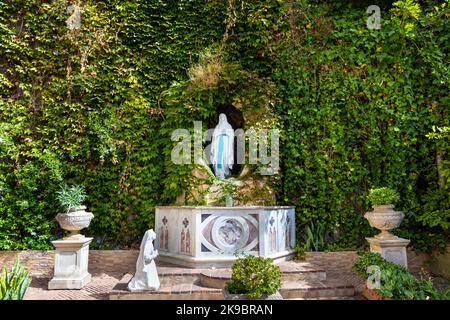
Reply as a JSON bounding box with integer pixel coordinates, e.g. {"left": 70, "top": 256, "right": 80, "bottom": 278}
{"left": 364, "top": 187, "right": 404, "bottom": 240}
{"left": 225, "top": 255, "right": 282, "bottom": 300}
{"left": 55, "top": 184, "right": 94, "bottom": 240}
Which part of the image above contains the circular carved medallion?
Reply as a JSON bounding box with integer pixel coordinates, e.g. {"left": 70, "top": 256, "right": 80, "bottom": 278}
{"left": 212, "top": 216, "right": 249, "bottom": 253}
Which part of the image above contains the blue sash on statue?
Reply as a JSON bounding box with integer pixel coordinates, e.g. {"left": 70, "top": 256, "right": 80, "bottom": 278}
{"left": 217, "top": 134, "right": 226, "bottom": 169}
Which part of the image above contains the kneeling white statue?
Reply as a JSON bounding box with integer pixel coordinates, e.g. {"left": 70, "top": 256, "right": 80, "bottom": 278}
{"left": 128, "top": 229, "right": 160, "bottom": 291}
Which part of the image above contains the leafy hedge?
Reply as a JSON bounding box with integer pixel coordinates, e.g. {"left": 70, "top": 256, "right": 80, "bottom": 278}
{"left": 352, "top": 251, "right": 449, "bottom": 300}
{"left": 0, "top": 0, "right": 448, "bottom": 251}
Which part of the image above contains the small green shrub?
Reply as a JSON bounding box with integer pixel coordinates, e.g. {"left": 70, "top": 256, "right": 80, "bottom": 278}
{"left": 352, "top": 251, "right": 449, "bottom": 300}
{"left": 367, "top": 187, "right": 400, "bottom": 206}
{"left": 56, "top": 184, "right": 86, "bottom": 213}
{"left": 0, "top": 258, "right": 32, "bottom": 300}
{"left": 292, "top": 244, "right": 307, "bottom": 260}
{"left": 226, "top": 256, "right": 281, "bottom": 299}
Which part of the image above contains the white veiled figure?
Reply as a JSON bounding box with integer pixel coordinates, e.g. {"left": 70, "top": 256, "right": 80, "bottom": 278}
{"left": 210, "top": 114, "right": 234, "bottom": 179}
{"left": 128, "top": 229, "right": 160, "bottom": 291}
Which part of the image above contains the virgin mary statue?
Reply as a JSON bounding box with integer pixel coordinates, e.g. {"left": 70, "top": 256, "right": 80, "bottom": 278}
{"left": 210, "top": 114, "right": 234, "bottom": 179}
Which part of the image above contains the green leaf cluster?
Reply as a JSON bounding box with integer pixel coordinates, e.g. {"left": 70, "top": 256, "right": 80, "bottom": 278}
{"left": 56, "top": 184, "right": 86, "bottom": 212}
{"left": 305, "top": 220, "right": 326, "bottom": 252}
{"left": 227, "top": 255, "right": 282, "bottom": 299}
{"left": 352, "top": 251, "right": 449, "bottom": 300}
{"left": 0, "top": 258, "right": 32, "bottom": 300}
{"left": 292, "top": 243, "right": 307, "bottom": 260}
{"left": 367, "top": 187, "right": 400, "bottom": 206}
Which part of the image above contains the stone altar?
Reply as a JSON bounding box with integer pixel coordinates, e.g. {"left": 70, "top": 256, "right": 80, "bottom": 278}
{"left": 155, "top": 206, "right": 295, "bottom": 268}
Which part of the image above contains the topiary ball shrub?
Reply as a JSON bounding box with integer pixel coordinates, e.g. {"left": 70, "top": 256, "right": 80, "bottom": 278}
{"left": 367, "top": 187, "right": 400, "bottom": 206}
{"left": 226, "top": 255, "right": 281, "bottom": 299}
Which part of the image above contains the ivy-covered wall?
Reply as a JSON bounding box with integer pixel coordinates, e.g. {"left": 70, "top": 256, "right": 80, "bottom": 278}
{"left": 273, "top": 1, "right": 449, "bottom": 252}
{"left": 0, "top": 0, "right": 448, "bottom": 251}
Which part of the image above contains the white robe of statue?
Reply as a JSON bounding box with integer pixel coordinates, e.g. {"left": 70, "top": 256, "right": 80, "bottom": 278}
{"left": 210, "top": 113, "right": 234, "bottom": 179}
{"left": 128, "top": 229, "right": 160, "bottom": 291}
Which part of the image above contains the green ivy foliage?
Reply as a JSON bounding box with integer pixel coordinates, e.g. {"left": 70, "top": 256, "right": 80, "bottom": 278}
{"left": 272, "top": 0, "right": 449, "bottom": 252}
{"left": 0, "top": 0, "right": 448, "bottom": 252}
{"left": 0, "top": 0, "right": 229, "bottom": 249}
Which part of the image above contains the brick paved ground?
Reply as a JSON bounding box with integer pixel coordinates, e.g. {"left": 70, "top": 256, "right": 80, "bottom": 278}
{"left": 26, "top": 272, "right": 366, "bottom": 300}
{"left": 25, "top": 273, "right": 125, "bottom": 300}
{"left": 25, "top": 270, "right": 446, "bottom": 300}
{"left": 24, "top": 260, "right": 366, "bottom": 300}
{"left": 14, "top": 249, "right": 445, "bottom": 300}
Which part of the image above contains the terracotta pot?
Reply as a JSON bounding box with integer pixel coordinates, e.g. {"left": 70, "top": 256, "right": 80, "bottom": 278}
{"left": 56, "top": 206, "right": 94, "bottom": 239}
{"left": 362, "top": 286, "right": 391, "bottom": 300}
{"left": 364, "top": 205, "right": 404, "bottom": 240}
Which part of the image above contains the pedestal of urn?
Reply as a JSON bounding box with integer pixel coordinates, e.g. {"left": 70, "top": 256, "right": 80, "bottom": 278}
{"left": 365, "top": 237, "right": 410, "bottom": 268}
{"left": 48, "top": 237, "right": 93, "bottom": 289}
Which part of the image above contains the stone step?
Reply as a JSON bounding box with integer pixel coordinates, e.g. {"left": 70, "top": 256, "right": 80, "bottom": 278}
{"left": 199, "top": 261, "right": 326, "bottom": 289}
{"left": 279, "top": 279, "right": 355, "bottom": 299}
{"left": 199, "top": 270, "right": 232, "bottom": 289}
{"left": 108, "top": 273, "right": 355, "bottom": 300}
{"left": 280, "top": 261, "right": 327, "bottom": 282}
{"left": 109, "top": 274, "right": 223, "bottom": 300}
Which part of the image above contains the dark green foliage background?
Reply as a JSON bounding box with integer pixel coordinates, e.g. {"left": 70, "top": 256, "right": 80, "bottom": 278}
{"left": 0, "top": 0, "right": 448, "bottom": 251}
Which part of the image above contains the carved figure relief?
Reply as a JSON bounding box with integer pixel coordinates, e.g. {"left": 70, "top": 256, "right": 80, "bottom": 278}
{"left": 159, "top": 216, "right": 169, "bottom": 250}
{"left": 268, "top": 216, "right": 277, "bottom": 252}
{"left": 180, "top": 217, "right": 191, "bottom": 254}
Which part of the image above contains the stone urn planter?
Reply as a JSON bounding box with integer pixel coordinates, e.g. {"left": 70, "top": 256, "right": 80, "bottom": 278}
{"left": 56, "top": 205, "right": 94, "bottom": 240}
{"left": 364, "top": 205, "right": 404, "bottom": 240}
{"left": 223, "top": 288, "right": 283, "bottom": 300}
